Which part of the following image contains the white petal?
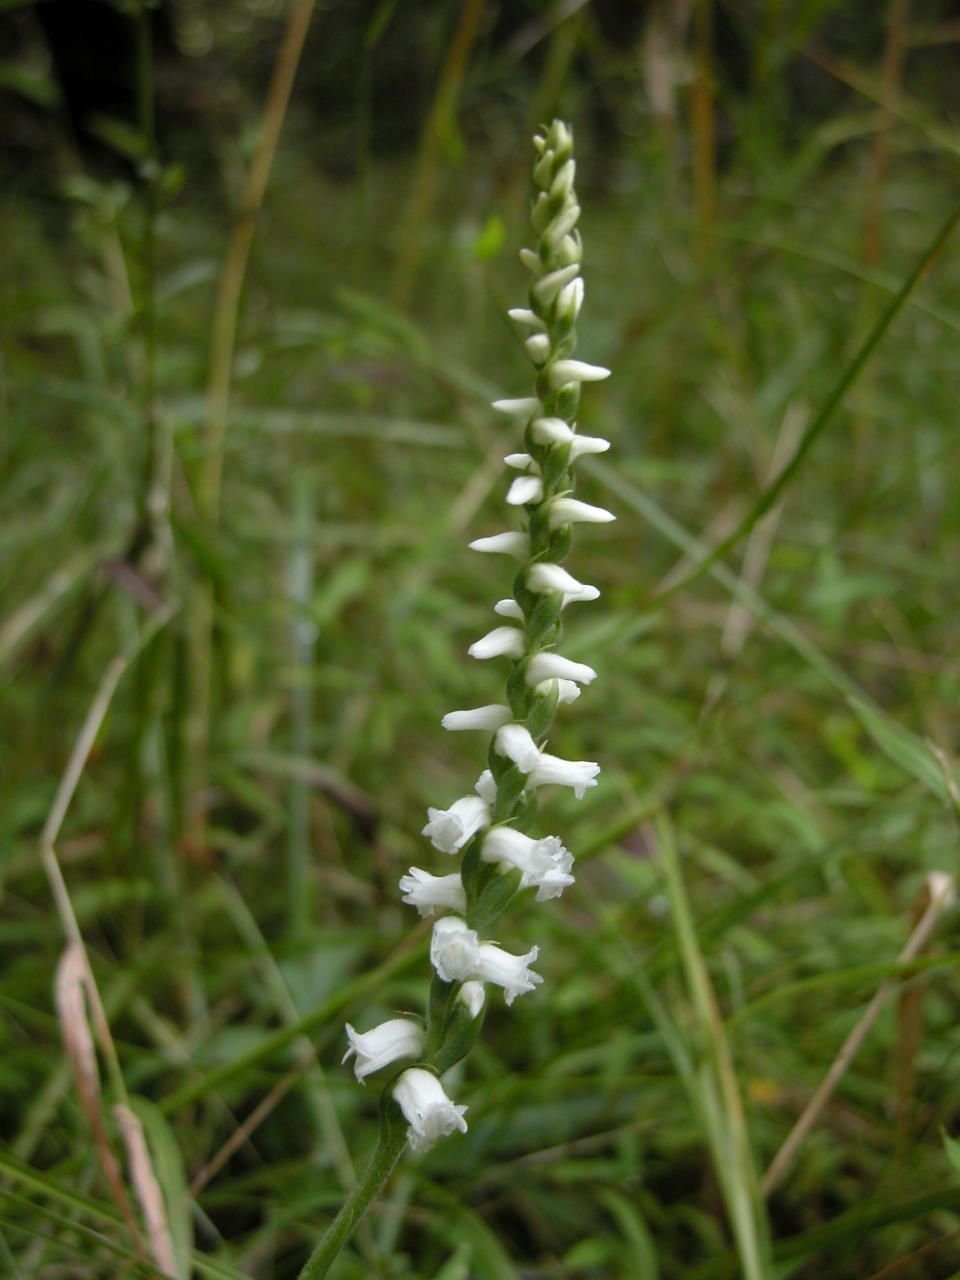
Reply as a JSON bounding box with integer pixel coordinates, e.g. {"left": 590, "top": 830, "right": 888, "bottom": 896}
{"left": 475, "top": 942, "right": 542, "bottom": 1005}
{"left": 399, "top": 868, "right": 467, "bottom": 918}
{"left": 423, "top": 794, "right": 491, "bottom": 854}
{"left": 507, "top": 307, "right": 545, "bottom": 330}
{"left": 526, "top": 652, "right": 597, "bottom": 686}
{"left": 474, "top": 770, "right": 497, "bottom": 804}
{"left": 531, "top": 416, "right": 575, "bottom": 445}
{"left": 468, "top": 626, "right": 525, "bottom": 660}
{"left": 343, "top": 1018, "right": 424, "bottom": 1082}
{"left": 518, "top": 247, "right": 543, "bottom": 275}
{"left": 469, "top": 532, "right": 530, "bottom": 558}
{"left": 430, "top": 916, "right": 481, "bottom": 983}
{"left": 548, "top": 359, "right": 611, "bottom": 387}
{"left": 441, "top": 704, "right": 512, "bottom": 731}
{"left": 556, "top": 277, "right": 584, "bottom": 321}
{"left": 568, "top": 433, "right": 610, "bottom": 459}
{"left": 393, "top": 1067, "right": 468, "bottom": 1152}
{"left": 494, "top": 598, "right": 524, "bottom": 620}
{"left": 527, "top": 562, "right": 591, "bottom": 595}
{"left": 492, "top": 397, "right": 541, "bottom": 417}
{"left": 528, "top": 752, "right": 600, "bottom": 799}
{"left": 548, "top": 498, "right": 615, "bottom": 527}
{"left": 534, "top": 677, "right": 581, "bottom": 703}
{"left": 506, "top": 475, "right": 543, "bottom": 505}
{"left": 504, "top": 452, "right": 535, "bottom": 470}
{"left": 525, "top": 333, "right": 551, "bottom": 364}
{"left": 495, "top": 722, "right": 542, "bottom": 772}
{"left": 458, "top": 981, "right": 486, "bottom": 1018}
{"left": 532, "top": 263, "right": 581, "bottom": 307}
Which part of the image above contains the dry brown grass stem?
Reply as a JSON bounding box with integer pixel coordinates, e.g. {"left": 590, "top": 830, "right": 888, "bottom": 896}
{"left": 762, "top": 871, "right": 956, "bottom": 1196}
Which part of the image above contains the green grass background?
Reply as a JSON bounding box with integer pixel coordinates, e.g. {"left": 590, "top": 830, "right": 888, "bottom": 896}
{"left": 3, "top": 2, "right": 960, "bottom": 1277}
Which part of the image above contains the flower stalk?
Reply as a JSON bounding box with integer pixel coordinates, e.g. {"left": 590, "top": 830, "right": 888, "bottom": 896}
{"left": 296, "top": 118, "right": 612, "bottom": 1278}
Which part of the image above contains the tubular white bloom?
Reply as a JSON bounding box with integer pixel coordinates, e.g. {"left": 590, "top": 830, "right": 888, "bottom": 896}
{"left": 504, "top": 452, "right": 535, "bottom": 470}
{"left": 506, "top": 475, "right": 544, "bottom": 506}
{"left": 568, "top": 433, "right": 611, "bottom": 459}
{"left": 495, "top": 722, "right": 542, "bottom": 771}
{"left": 399, "top": 868, "right": 467, "bottom": 917}
{"left": 526, "top": 652, "right": 597, "bottom": 686}
{"left": 527, "top": 561, "right": 595, "bottom": 598}
{"left": 531, "top": 416, "right": 574, "bottom": 445}
{"left": 548, "top": 359, "right": 612, "bottom": 388}
{"left": 458, "top": 980, "right": 486, "bottom": 1018}
{"left": 474, "top": 769, "right": 497, "bottom": 804}
{"left": 525, "top": 333, "right": 551, "bottom": 364}
{"left": 556, "top": 233, "right": 580, "bottom": 266}
{"left": 518, "top": 248, "right": 543, "bottom": 276}
{"left": 532, "top": 263, "right": 581, "bottom": 307}
{"left": 430, "top": 917, "right": 542, "bottom": 1005}
{"left": 393, "top": 1067, "right": 468, "bottom": 1152}
{"left": 423, "top": 793, "right": 491, "bottom": 854}
{"left": 468, "top": 626, "right": 525, "bottom": 660}
{"left": 550, "top": 159, "right": 576, "bottom": 199}
{"left": 441, "top": 704, "right": 512, "bottom": 732}
{"left": 507, "top": 307, "right": 545, "bottom": 330}
{"left": 492, "top": 397, "right": 541, "bottom": 417}
{"left": 556, "top": 277, "right": 584, "bottom": 322}
{"left": 342, "top": 1018, "right": 425, "bottom": 1083}
{"left": 481, "top": 826, "right": 575, "bottom": 901}
{"left": 548, "top": 498, "right": 616, "bottom": 527}
{"left": 494, "top": 598, "right": 524, "bottom": 620}
{"left": 535, "top": 677, "right": 581, "bottom": 703}
{"left": 469, "top": 531, "right": 530, "bottom": 558}
{"left": 527, "top": 752, "right": 600, "bottom": 799}
{"left": 545, "top": 204, "right": 580, "bottom": 245}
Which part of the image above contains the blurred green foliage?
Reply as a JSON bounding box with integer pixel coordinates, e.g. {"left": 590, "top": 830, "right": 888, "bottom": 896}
{"left": 3, "top": 2, "right": 960, "bottom": 1278}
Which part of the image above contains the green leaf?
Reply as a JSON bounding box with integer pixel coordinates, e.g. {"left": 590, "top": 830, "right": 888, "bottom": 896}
{"left": 128, "top": 1097, "right": 193, "bottom": 1280}
{"left": 849, "top": 697, "right": 955, "bottom": 809}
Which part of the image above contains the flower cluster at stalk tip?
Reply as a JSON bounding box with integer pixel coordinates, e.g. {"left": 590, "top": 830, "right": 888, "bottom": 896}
{"left": 342, "top": 120, "right": 614, "bottom": 1154}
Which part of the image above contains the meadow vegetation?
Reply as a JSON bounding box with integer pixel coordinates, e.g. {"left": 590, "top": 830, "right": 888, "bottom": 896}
{"left": 3, "top": 2, "right": 960, "bottom": 1277}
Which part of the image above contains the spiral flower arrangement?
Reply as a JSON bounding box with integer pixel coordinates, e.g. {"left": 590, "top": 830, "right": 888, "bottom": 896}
{"left": 299, "top": 118, "right": 612, "bottom": 1277}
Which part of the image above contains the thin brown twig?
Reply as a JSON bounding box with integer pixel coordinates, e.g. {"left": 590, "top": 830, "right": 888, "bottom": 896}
{"left": 762, "top": 872, "right": 955, "bottom": 1195}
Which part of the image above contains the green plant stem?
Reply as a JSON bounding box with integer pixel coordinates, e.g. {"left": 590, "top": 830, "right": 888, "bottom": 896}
{"left": 296, "top": 1122, "right": 408, "bottom": 1280}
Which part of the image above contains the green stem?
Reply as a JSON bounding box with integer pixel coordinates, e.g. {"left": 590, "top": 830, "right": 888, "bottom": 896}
{"left": 296, "top": 1121, "right": 408, "bottom": 1279}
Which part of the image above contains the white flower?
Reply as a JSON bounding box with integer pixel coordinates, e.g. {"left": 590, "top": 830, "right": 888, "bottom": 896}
{"left": 551, "top": 160, "right": 576, "bottom": 198}
{"left": 526, "top": 652, "right": 597, "bottom": 687}
{"left": 423, "top": 793, "right": 491, "bottom": 854}
{"left": 547, "top": 359, "right": 611, "bottom": 387}
{"left": 531, "top": 416, "right": 574, "bottom": 445}
{"left": 545, "top": 205, "right": 581, "bottom": 247}
{"left": 469, "top": 531, "right": 530, "bottom": 558}
{"left": 481, "top": 826, "right": 575, "bottom": 901}
{"left": 430, "top": 916, "right": 542, "bottom": 1005}
{"left": 468, "top": 626, "right": 525, "bottom": 660}
{"left": 568, "top": 433, "right": 610, "bottom": 459}
{"left": 474, "top": 770, "right": 497, "bottom": 804}
{"left": 556, "top": 277, "right": 584, "bottom": 322}
{"left": 393, "top": 1067, "right": 468, "bottom": 1152}
{"left": 525, "top": 333, "right": 551, "bottom": 364}
{"left": 507, "top": 307, "right": 545, "bottom": 330}
{"left": 441, "top": 704, "right": 512, "bottom": 732}
{"left": 548, "top": 498, "right": 615, "bottom": 528}
{"left": 492, "top": 396, "right": 541, "bottom": 417}
{"left": 527, "top": 752, "right": 600, "bottom": 798}
{"left": 494, "top": 598, "right": 524, "bottom": 620}
{"left": 527, "top": 562, "right": 599, "bottom": 602}
{"left": 504, "top": 452, "right": 535, "bottom": 470}
{"left": 495, "top": 722, "right": 542, "bottom": 771}
{"left": 506, "top": 475, "right": 544, "bottom": 505}
{"left": 399, "top": 868, "right": 467, "bottom": 917}
{"left": 518, "top": 248, "right": 543, "bottom": 276}
{"left": 342, "top": 1018, "right": 424, "bottom": 1083}
{"left": 535, "top": 677, "right": 581, "bottom": 703}
{"left": 458, "top": 980, "right": 485, "bottom": 1018}
{"left": 532, "top": 264, "right": 580, "bottom": 307}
